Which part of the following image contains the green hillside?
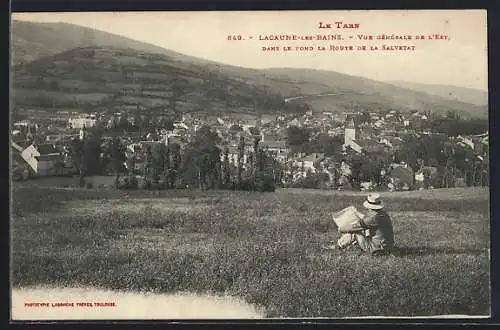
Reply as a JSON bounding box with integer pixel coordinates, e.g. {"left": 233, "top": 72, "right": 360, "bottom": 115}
{"left": 11, "top": 20, "right": 219, "bottom": 67}
{"left": 12, "top": 46, "right": 303, "bottom": 115}
{"left": 387, "top": 80, "right": 488, "bottom": 106}
{"left": 11, "top": 20, "right": 488, "bottom": 118}
{"left": 263, "top": 68, "right": 488, "bottom": 118}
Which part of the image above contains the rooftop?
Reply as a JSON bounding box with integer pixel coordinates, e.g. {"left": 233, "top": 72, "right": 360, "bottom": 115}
{"left": 36, "top": 154, "right": 61, "bottom": 161}
{"left": 356, "top": 139, "right": 384, "bottom": 149}
{"left": 261, "top": 140, "right": 287, "bottom": 149}
{"left": 12, "top": 139, "right": 32, "bottom": 151}
{"left": 36, "top": 144, "right": 59, "bottom": 155}
{"left": 301, "top": 153, "right": 325, "bottom": 162}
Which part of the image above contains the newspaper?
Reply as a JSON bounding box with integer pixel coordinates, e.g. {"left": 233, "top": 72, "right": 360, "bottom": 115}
{"left": 332, "top": 205, "right": 365, "bottom": 232}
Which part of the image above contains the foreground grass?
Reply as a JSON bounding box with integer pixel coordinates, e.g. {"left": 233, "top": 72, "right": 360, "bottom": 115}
{"left": 11, "top": 186, "right": 490, "bottom": 317}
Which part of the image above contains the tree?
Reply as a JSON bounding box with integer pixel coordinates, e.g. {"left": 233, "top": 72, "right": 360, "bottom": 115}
{"left": 162, "top": 143, "right": 172, "bottom": 188}
{"left": 142, "top": 145, "right": 153, "bottom": 188}
{"left": 307, "top": 134, "right": 343, "bottom": 156}
{"left": 151, "top": 144, "right": 166, "bottom": 185}
{"left": 345, "top": 152, "right": 364, "bottom": 190}
{"left": 253, "top": 136, "right": 263, "bottom": 191}
{"left": 222, "top": 147, "right": 231, "bottom": 187}
{"left": 249, "top": 126, "right": 260, "bottom": 136}
{"left": 140, "top": 114, "right": 151, "bottom": 133}
{"left": 253, "top": 136, "right": 260, "bottom": 159}
{"left": 158, "top": 117, "right": 175, "bottom": 131}
{"left": 237, "top": 135, "right": 245, "bottom": 187}
{"left": 360, "top": 111, "right": 371, "bottom": 124}
{"left": 170, "top": 142, "right": 182, "bottom": 187}
{"left": 396, "top": 136, "right": 429, "bottom": 171}
{"left": 358, "top": 158, "right": 383, "bottom": 185}
{"left": 441, "top": 141, "right": 456, "bottom": 188}
{"left": 229, "top": 124, "right": 243, "bottom": 133}
{"left": 125, "top": 155, "right": 138, "bottom": 189}
{"left": 108, "top": 116, "right": 119, "bottom": 131}
{"left": 82, "top": 135, "right": 102, "bottom": 176}
{"left": 296, "top": 169, "right": 328, "bottom": 189}
{"left": 286, "top": 126, "right": 310, "bottom": 152}
{"left": 267, "top": 154, "right": 285, "bottom": 188}
{"left": 111, "top": 137, "right": 126, "bottom": 187}
{"left": 429, "top": 117, "right": 488, "bottom": 137}
{"left": 134, "top": 113, "right": 143, "bottom": 132}
{"left": 116, "top": 116, "right": 132, "bottom": 132}
{"left": 70, "top": 138, "right": 85, "bottom": 186}
{"left": 180, "top": 126, "right": 221, "bottom": 189}
{"left": 90, "top": 123, "right": 105, "bottom": 141}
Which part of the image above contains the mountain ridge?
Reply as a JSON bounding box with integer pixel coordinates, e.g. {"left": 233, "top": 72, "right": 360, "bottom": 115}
{"left": 11, "top": 20, "right": 488, "bottom": 119}
{"left": 387, "top": 80, "right": 488, "bottom": 106}
{"left": 11, "top": 20, "right": 223, "bottom": 67}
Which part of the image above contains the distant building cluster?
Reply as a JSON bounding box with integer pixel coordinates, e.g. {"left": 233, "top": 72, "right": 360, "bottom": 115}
{"left": 10, "top": 106, "right": 489, "bottom": 190}
{"left": 68, "top": 115, "right": 97, "bottom": 129}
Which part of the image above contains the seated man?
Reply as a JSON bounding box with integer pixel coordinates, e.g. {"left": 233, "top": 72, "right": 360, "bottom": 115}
{"left": 323, "top": 193, "right": 395, "bottom": 255}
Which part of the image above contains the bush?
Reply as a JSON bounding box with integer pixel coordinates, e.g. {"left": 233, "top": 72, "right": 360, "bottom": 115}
{"left": 149, "top": 182, "right": 163, "bottom": 190}
{"left": 234, "top": 174, "right": 277, "bottom": 192}
{"left": 85, "top": 182, "right": 93, "bottom": 189}
{"left": 118, "top": 177, "right": 138, "bottom": 190}
{"left": 237, "top": 179, "right": 255, "bottom": 191}
{"left": 259, "top": 177, "right": 276, "bottom": 192}
{"left": 139, "top": 177, "right": 153, "bottom": 190}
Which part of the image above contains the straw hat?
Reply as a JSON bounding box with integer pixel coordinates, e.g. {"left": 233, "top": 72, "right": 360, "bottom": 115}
{"left": 363, "top": 193, "right": 384, "bottom": 210}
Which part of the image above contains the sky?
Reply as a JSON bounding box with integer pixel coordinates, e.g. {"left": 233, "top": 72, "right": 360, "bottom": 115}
{"left": 13, "top": 10, "right": 488, "bottom": 91}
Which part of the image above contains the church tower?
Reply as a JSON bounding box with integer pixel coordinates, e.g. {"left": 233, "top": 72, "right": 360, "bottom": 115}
{"left": 344, "top": 114, "right": 358, "bottom": 144}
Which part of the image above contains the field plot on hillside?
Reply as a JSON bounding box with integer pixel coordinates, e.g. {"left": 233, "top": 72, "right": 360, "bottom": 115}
{"left": 10, "top": 186, "right": 490, "bottom": 318}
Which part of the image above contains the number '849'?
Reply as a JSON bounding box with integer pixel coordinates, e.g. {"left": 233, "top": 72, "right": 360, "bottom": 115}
{"left": 227, "top": 35, "right": 243, "bottom": 40}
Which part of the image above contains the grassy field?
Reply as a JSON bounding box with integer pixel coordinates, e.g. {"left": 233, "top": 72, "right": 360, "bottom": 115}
{"left": 10, "top": 185, "right": 490, "bottom": 317}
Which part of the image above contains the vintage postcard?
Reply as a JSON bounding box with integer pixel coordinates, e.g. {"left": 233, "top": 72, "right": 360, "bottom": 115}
{"left": 10, "top": 10, "right": 490, "bottom": 320}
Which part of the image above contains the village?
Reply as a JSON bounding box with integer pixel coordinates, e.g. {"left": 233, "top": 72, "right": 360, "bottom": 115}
{"left": 10, "top": 106, "right": 489, "bottom": 192}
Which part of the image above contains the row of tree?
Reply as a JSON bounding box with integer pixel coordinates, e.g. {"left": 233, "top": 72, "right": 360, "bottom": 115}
{"left": 69, "top": 125, "right": 278, "bottom": 192}
{"left": 68, "top": 115, "right": 488, "bottom": 191}
{"left": 420, "top": 116, "right": 488, "bottom": 137}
